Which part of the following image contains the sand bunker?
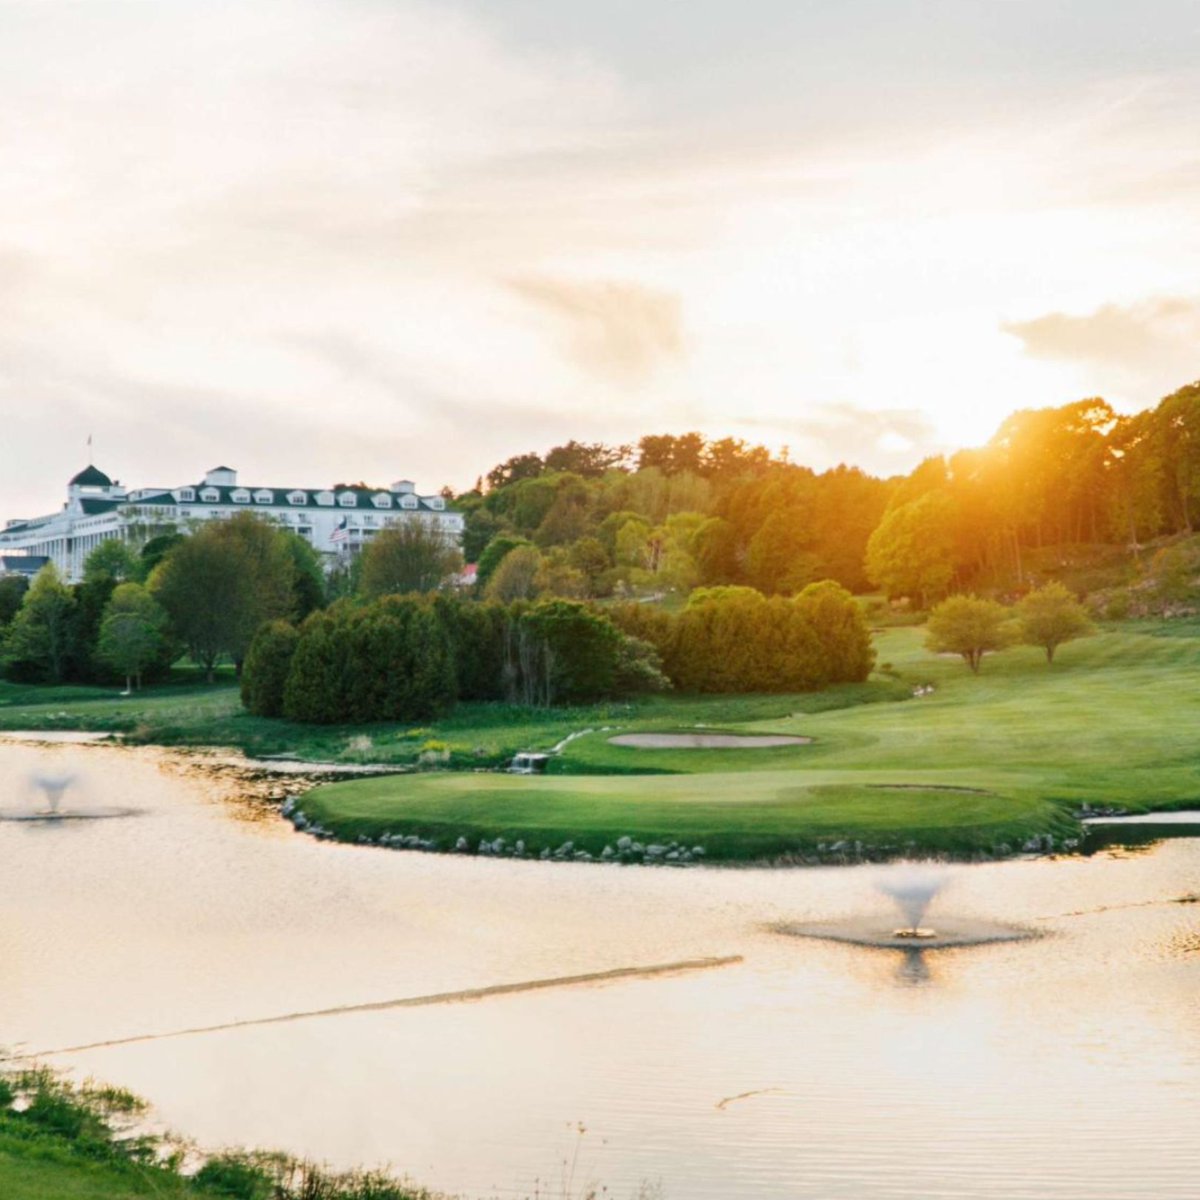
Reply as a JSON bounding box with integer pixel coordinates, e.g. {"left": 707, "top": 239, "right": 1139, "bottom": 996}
{"left": 772, "top": 917, "right": 1041, "bottom": 950}
{"left": 609, "top": 733, "right": 811, "bottom": 749}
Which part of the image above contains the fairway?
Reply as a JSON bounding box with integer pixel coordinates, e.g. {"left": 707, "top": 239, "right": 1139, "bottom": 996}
{"left": 299, "top": 623, "right": 1200, "bottom": 860}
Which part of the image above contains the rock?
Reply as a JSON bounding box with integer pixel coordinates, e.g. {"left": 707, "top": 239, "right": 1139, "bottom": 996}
{"left": 829, "top": 840, "right": 849, "bottom": 853}
{"left": 455, "top": 836, "right": 469, "bottom": 852}
{"left": 691, "top": 846, "right": 705, "bottom": 857}
{"left": 645, "top": 844, "right": 666, "bottom": 857}
{"left": 1022, "top": 837, "right": 1041, "bottom": 853}
{"left": 478, "top": 839, "right": 492, "bottom": 855}
{"left": 515, "top": 840, "right": 525, "bottom": 855}
{"left": 601, "top": 845, "right": 615, "bottom": 860}
{"left": 492, "top": 838, "right": 505, "bottom": 854}
{"left": 540, "top": 847, "right": 551, "bottom": 860}
{"left": 666, "top": 851, "right": 680, "bottom": 862}
{"left": 574, "top": 850, "right": 593, "bottom": 862}
{"left": 617, "top": 836, "right": 632, "bottom": 852}
{"left": 631, "top": 842, "right": 644, "bottom": 854}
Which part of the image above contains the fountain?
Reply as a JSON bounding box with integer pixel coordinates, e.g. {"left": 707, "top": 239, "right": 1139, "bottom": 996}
{"left": 877, "top": 864, "right": 946, "bottom": 939}
{"left": 773, "top": 861, "right": 1040, "bottom": 951}
{"left": 0, "top": 764, "right": 137, "bottom": 823}
{"left": 31, "top": 771, "right": 76, "bottom": 816}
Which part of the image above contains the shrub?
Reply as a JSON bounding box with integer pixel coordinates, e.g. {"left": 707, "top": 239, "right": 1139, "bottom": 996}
{"left": 241, "top": 620, "right": 300, "bottom": 716}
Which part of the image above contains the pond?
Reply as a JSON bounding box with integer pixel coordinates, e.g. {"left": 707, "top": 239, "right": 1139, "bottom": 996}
{"left": 1, "top": 738, "right": 1197, "bottom": 1199}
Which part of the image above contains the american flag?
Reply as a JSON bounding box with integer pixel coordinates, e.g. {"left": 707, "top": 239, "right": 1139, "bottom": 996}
{"left": 330, "top": 516, "right": 349, "bottom": 544}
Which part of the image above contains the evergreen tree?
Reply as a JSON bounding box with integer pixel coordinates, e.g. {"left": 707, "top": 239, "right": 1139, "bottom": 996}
{"left": 241, "top": 620, "right": 300, "bottom": 716}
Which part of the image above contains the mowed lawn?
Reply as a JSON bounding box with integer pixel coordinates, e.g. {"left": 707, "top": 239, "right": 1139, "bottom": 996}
{"left": 301, "top": 624, "right": 1200, "bottom": 859}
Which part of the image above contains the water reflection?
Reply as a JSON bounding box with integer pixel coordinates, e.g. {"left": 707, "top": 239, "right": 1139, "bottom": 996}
{"left": 893, "top": 948, "right": 934, "bottom": 987}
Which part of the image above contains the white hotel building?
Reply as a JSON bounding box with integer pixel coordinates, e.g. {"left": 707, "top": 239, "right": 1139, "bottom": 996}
{"left": 0, "top": 465, "right": 464, "bottom": 583}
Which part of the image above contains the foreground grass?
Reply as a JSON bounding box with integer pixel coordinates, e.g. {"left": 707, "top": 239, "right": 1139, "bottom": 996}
{"left": 0, "top": 1067, "right": 435, "bottom": 1200}
{"left": 300, "top": 623, "right": 1200, "bottom": 861}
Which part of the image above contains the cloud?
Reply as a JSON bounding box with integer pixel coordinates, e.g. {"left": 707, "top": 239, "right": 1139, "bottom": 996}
{"left": 1003, "top": 296, "right": 1200, "bottom": 398}
{"left": 509, "top": 277, "right": 683, "bottom": 382}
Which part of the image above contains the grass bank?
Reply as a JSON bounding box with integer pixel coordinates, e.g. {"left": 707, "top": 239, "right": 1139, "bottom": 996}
{"left": 298, "top": 623, "right": 1200, "bottom": 862}
{"left": 0, "top": 669, "right": 907, "bottom": 768}
{"left": 0, "top": 1067, "right": 435, "bottom": 1200}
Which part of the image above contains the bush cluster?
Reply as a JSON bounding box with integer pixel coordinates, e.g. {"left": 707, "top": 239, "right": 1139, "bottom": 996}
{"left": 243, "top": 595, "right": 670, "bottom": 724}
{"left": 610, "top": 581, "right": 874, "bottom": 693}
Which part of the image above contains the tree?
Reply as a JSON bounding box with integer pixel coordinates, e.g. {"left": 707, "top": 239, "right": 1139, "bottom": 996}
{"left": 484, "top": 545, "right": 542, "bottom": 602}
{"left": 509, "top": 600, "right": 624, "bottom": 705}
{"left": 794, "top": 580, "right": 876, "bottom": 683}
{"left": 1016, "top": 582, "right": 1093, "bottom": 663}
{"left": 865, "top": 491, "right": 957, "bottom": 606}
{"left": 139, "top": 532, "right": 185, "bottom": 577}
{"left": 567, "top": 536, "right": 611, "bottom": 595}
{"left": 485, "top": 451, "right": 544, "bottom": 491}
{"left": 460, "top": 505, "right": 506, "bottom": 563}
{"left": 151, "top": 514, "right": 295, "bottom": 681}
{"left": 97, "top": 583, "right": 169, "bottom": 690}
{"left": 281, "top": 598, "right": 455, "bottom": 724}
{"left": 83, "top": 539, "right": 141, "bottom": 584}
{"left": 543, "top": 439, "right": 630, "bottom": 477}
{"left": 476, "top": 534, "right": 533, "bottom": 588}
{"left": 1, "top": 564, "right": 76, "bottom": 682}
{"left": 925, "top": 595, "right": 1014, "bottom": 674}
{"left": 68, "top": 574, "right": 117, "bottom": 681}
{"left": 241, "top": 620, "right": 300, "bottom": 716}
{"left": 745, "top": 508, "right": 819, "bottom": 594}
{"left": 282, "top": 533, "right": 326, "bottom": 619}
{"left": 0, "top": 575, "right": 29, "bottom": 628}
{"left": 358, "top": 523, "right": 462, "bottom": 598}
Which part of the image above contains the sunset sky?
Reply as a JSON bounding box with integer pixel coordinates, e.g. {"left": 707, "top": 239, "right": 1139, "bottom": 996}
{"left": 2, "top": 0, "right": 1199, "bottom": 514}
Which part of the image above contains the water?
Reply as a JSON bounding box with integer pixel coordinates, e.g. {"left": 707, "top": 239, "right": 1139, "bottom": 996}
{"left": 1, "top": 737, "right": 1198, "bottom": 1199}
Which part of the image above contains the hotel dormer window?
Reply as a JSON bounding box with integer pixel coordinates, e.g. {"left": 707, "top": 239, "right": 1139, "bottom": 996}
{"left": 315, "top": 491, "right": 334, "bottom": 506}
{"left": 254, "top": 489, "right": 274, "bottom": 505}
{"left": 372, "top": 493, "right": 392, "bottom": 508}
{"left": 231, "top": 489, "right": 250, "bottom": 504}
{"left": 200, "top": 487, "right": 220, "bottom": 502}
{"left": 288, "top": 491, "right": 307, "bottom": 506}
{"left": 429, "top": 496, "right": 445, "bottom": 511}
{"left": 175, "top": 487, "right": 195, "bottom": 503}
{"left": 338, "top": 491, "right": 358, "bottom": 507}
{"left": 400, "top": 494, "right": 418, "bottom": 509}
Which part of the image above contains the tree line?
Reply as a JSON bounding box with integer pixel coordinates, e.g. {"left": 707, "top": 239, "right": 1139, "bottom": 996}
{"left": 462, "top": 380, "right": 1200, "bottom": 612}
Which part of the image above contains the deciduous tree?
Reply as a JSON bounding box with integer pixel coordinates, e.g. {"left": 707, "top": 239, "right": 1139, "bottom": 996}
{"left": 358, "top": 523, "right": 462, "bottom": 598}
{"left": 1016, "top": 582, "right": 1093, "bottom": 663}
{"left": 97, "top": 583, "right": 169, "bottom": 690}
{"left": 925, "top": 594, "right": 1014, "bottom": 674}
{"left": 2, "top": 564, "right": 76, "bottom": 682}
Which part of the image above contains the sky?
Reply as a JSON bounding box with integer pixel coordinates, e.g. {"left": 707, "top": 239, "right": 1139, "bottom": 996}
{"left": 2, "top": 0, "right": 1199, "bottom": 515}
